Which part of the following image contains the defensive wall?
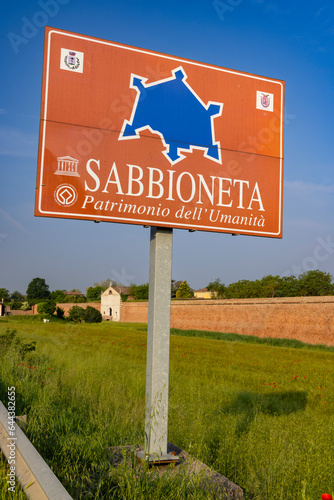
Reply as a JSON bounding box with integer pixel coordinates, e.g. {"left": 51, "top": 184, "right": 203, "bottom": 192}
{"left": 121, "top": 296, "right": 334, "bottom": 346}
{"left": 4, "top": 303, "right": 101, "bottom": 317}
{"left": 6, "top": 297, "right": 334, "bottom": 346}
{"left": 53, "top": 302, "right": 102, "bottom": 316}
{"left": 6, "top": 309, "right": 35, "bottom": 316}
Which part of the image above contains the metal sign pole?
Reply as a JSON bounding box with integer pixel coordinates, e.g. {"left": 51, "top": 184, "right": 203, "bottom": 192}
{"left": 136, "top": 226, "right": 177, "bottom": 463}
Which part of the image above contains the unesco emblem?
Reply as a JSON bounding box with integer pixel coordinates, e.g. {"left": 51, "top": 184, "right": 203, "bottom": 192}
{"left": 54, "top": 184, "right": 78, "bottom": 207}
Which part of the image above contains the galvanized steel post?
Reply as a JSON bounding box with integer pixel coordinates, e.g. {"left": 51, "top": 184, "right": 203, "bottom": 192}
{"left": 144, "top": 226, "right": 173, "bottom": 459}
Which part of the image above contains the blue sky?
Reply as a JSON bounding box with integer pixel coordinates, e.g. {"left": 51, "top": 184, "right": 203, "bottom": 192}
{"left": 1, "top": 0, "right": 334, "bottom": 294}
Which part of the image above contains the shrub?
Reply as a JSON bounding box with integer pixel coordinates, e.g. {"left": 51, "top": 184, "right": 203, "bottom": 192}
{"left": 56, "top": 307, "right": 65, "bottom": 319}
{"left": 129, "top": 283, "right": 149, "bottom": 300}
{"left": 37, "top": 300, "right": 56, "bottom": 316}
{"left": 83, "top": 306, "right": 102, "bottom": 323}
{"left": 0, "top": 328, "right": 36, "bottom": 357}
{"left": 11, "top": 301, "right": 23, "bottom": 310}
{"left": 21, "top": 301, "right": 31, "bottom": 311}
{"left": 68, "top": 305, "right": 85, "bottom": 323}
{"left": 176, "top": 280, "right": 193, "bottom": 299}
{"left": 49, "top": 290, "right": 66, "bottom": 303}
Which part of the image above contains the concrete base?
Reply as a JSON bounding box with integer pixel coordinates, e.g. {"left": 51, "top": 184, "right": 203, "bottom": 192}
{"left": 135, "top": 448, "right": 180, "bottom": 465}
{"left": 108, "top": 443, "right": 244, "bottom": 499}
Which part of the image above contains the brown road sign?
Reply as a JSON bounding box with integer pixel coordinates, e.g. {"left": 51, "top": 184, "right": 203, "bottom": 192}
{"left": 35, "top": 27, "right": 284, "bottom": 237}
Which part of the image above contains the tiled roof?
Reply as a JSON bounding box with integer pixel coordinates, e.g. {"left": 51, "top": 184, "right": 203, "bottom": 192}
{"left": 114, "top": 286, "right": 130, "bottom": 295}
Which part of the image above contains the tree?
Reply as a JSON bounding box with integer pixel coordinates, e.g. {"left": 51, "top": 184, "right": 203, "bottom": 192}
{"left": 0, "top": 288, "right": 10, "bottom": 302}
{"left": 37, "top": 300, "right": 56, "bottom": 316}
{"left": 222, "top": 271, "right": 334, "bottom": 299}
{"left": 56, "top": 307, "right": 65, "bottom": 319}
{"left": 176, "top": 281, "right": 193, "bottom": 299}
{"left": 94, "top": 279, "right": 119, "bottom": 289}
{"left": 69, "top": 295, "right": 86, "bottom": 303}
{"left": 21, "top": 302, "right": 31, "bottom": 311}
{"left": 278, "top": 276, "right": 300, "bottom": 297}
{"left": 11, "top": 291, "right": 25, "bottom": 303}
{"left": 68, "top": 305, "right": 85, "bottom": 323}
{"left": 171, "top": 280, "right": 183, "bottom": 298}
{"left": 26, "top": 278, "right": 50, "bottom": 303}
{"left": 10, "top": 291, "right": 25, "bottom": 310}
{"left": 135, "top": 284, "right": 149, "bottom": 300}
{"left": 128, "top": 283, "right": 137, "bottom": 298}
{"left": 207, "top": 278, "right": 225, "bottom": 298}
{"left": 83, "top": 306, "right": 102, "bottom": 323}
{"left": 225, "top": 280, "right": 252, "bottom": 298}
{"left": 11, "top": 301, "right": 23, "bottom": 310}
{"left": 62, "top": 291, "right": 86, "bottom": 303}
{"left": 298, "top": 270, "right": 334, "bottom": 296}
{"left": 86, "top": 286, "right": 105, "bottom": 302}
{"left": 129, "top": 283, "right": 149, "bottom": 300}
{"left": 50, "top": 290, "right": 67, "bottom": 303}
{"left": 255, "top": 275, "right": 281, "bottom": 298}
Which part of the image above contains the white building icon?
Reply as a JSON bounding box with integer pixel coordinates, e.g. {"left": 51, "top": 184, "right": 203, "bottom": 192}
{"left": 55, "top": 156, "right": 80, "bottom": 177}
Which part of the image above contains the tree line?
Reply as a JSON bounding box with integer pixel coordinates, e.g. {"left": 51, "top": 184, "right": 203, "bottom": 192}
{"left": 207, "top": 270, "right": 334, "bottom": 299}
{"left": 0, "top": 278, "right": 120, "bottom": 309}
{"left": 0, "top": 277, "right": 195, "bottom": 309}
{"left": 0, "top": 277, "right": 104, "bottom": 323}
{"left": 128, "top": 280, "right": 194, "bottom": 300}
{"left": 1, "top": 271, "right": 333, "bottom": 312}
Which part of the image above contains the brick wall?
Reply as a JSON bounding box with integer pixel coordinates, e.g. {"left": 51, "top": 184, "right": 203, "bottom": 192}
{"left": 8, "top": 303, "right": 101, "bottom": 316}
{"left": 7, "top": 309, "right": 34, "bottom": 316}
{"left": 121, "top": 296, "right": 334, "bottom": 346}
{"left": 121, "top": 302, "right": 148, "bottom": 323}
{"left": 56, "top": 302, "right": 101, "bottom": 316}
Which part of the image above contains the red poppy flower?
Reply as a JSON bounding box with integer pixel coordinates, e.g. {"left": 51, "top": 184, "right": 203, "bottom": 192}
{"left": 321, "top": 494, "right": 333, "bottom": 500}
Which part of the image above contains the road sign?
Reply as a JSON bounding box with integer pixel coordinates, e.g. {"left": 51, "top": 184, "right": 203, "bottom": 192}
{"left": 35, "top": 27, "right": 284, "bottom": 237}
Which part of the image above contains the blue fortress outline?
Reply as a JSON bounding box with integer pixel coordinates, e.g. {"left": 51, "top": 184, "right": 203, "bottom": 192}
{"left": 119, "top": 66, "right": 223, "bottom": 165}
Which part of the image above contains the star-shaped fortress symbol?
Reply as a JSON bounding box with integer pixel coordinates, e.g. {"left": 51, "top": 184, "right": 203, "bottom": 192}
{"left": 119, "top": 66, "right": 223, "bottom": 165}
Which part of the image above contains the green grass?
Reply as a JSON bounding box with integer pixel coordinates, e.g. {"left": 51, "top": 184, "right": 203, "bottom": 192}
{"left": 0, "top": 453, "right": 26, "bottom": 499}
{"left": 170, "top": 327, "right": 334, "bottom": 352}
{"left": 0, "top": 317, "right": 333, "bottom": 499}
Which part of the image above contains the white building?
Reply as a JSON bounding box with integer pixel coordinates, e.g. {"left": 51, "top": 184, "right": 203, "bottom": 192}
{"left": 100, "top": 286, "right": 130, "bottom": 321}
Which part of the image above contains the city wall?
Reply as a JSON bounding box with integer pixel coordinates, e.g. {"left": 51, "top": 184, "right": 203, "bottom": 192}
{"left": 121, "top": 296, "right": 334, "bottom": 346}
{"left": 6, "top": 309, "right": 35, "bottom": 316}
{"left": 54, "top": 302, "right": 102, "bottom": 315}
{"left": 6, "top": 297, "right": 334, "bottom": 346}
{"left": 6, "top": 303, "right": 101, "bottom": 316}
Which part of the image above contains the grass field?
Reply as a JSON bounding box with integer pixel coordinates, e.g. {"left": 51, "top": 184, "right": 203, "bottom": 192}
{"left": 0, "top": 317, "right": 333, "bottom": 499}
